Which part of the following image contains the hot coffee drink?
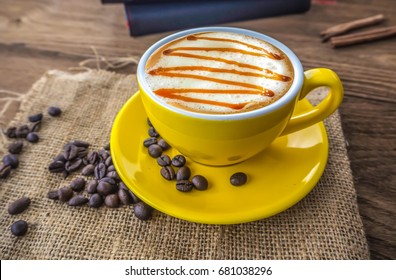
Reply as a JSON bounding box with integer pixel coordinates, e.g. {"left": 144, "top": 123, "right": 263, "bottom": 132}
{"left": 145, "top": 31, "right": 294, "bottom": 114}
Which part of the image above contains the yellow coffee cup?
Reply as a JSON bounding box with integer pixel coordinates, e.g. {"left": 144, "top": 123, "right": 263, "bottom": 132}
{"left": 137, "top": 27, "right": 343, "bottom": 166}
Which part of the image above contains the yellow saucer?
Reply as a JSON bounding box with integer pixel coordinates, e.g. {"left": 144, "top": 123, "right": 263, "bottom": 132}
{"left": 110, "top": 92, "right": 329, "bottom": 224}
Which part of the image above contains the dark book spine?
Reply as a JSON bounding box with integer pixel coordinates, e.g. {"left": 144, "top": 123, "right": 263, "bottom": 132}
{"left": 124, "top": 0, "right": 311, "bottom": 36}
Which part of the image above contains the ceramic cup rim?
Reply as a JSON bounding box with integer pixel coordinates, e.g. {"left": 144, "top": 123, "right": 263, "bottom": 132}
{"left": 137, "top": 26, "right": 304, "bottom": 121}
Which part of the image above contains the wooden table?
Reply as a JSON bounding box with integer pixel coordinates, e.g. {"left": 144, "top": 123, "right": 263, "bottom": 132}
{"left": 0, "top": 0, "right": 395, "bottom": 259}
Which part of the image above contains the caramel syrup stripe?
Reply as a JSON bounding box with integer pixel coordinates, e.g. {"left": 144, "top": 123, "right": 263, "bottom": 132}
{"left": 149, "top": 34, "right": 292, "bottom": 110}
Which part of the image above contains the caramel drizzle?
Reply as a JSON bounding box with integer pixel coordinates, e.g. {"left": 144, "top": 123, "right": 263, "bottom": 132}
{"left": 186, "top": 35, "right": 283, "bottom": 60}
{"left": 150, "top": 34, "right": 292, "bottom": 110}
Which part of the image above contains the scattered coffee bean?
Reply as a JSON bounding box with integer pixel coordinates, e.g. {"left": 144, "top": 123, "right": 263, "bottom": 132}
{"left": 191, "top": 175, "right": 209, "bottom": 191}
{"left": 64, "top": 144, "right": 78, "bottom": 161}
{"left": 160, "top": 166, "right": 176, "bottom": 180}
{"left": 26, "top": 132, "right": 39, "bottom": 143}
{"left": 171, "top": 155, "right": 186, "bottom": 167}
{"left": 176, "top": 180, "right": 194, "bottom": 192}
{"left": 30, "top": 121, "right": 41, "bottom": 132}
{"left": 118, "top": 189, "right": 134, "bottom": 205}
{"left": 94, "top": 163, "right": 106, "bottom": 179}
{"left": 87, "top": 179, "right": 98, "bottom": 194}
{"left": 69, "top": 140, "right": 90, "bottom": 148}
{"left": 5, "top": 126, "right": 17, "bottom": 138}
{"left": 28, "top": 113, "right": 43, "bottom": 123}
{"left": 230, "top": 172, "right": 247, "bottom": 186}
{"left": 134, "top": 202, "right": 153, "bottom": 220}
{"left": 148, "top": 126, "right": 160, "bottom": 137}
{"left": 58, "top": 187, "right": 73, "bottom": 202}
{"left": 105, "top": 156, "right": 112, "bottom": 167}
{"left": 99, "top": 149, "right": 110, "bottom": 161}
{"left": 107, "top": 165, "right": 115, "bottom": 172}
{"left": 100, "top": 177, "right": 116, "bottom": 186}
{"left": 81, "top": 164, "right": 95, "bottom": 176}
{"left": 104, "top": 143, "right": 110, "bottom": 151}
{"left": 68, "top": 195, "right": 88, "bottom": 206}
{"left": 48, "top": 160, "right": 65, "bottom": 173}
{"left": 47, "top": 190, "right": 59, "bottom": 200}
{"left": 48, "top": 106, "right": 62, "bottom": 116}
{"left": 3, "top": 154, "right": 19, "bottom": 169}
{"left": 8, "top": 197, "right": 31, "bottom": 215}
{"left": 86, "top": 151, "right": 99, "bottom": 165}
{"left": 89, "top": 193, "right": 103, "bottom": 208}
{"left": 70, "top": 178, "right": 86, "bottom": 192}
{"left": 148, "top": 144, "right": 162, "bottom": 158}
{"left": 147, "top": 118, "right": 153, "bottom": 127}
{"left": 176, "top": 166, "right": 191, "bottom": 181}
{"left": 157, "top": 139, "right": 170, "bottom": 151}
{"left": 16, "top": 125, "right": 30, "bottom": 138}
{"left": 97, "top": 181, "right": 117, "bottom": 195}
{"left": 106, "top": 171, "right": 120, "bottom": 181}
{"left": 65, "top": 158, "right": 83, "bottom": 172}
{"left": 157, "top": 154, "right": 171, "bottom": 166}
{"left": 53, "top": 153, "right": 67, "bottom": 163}
{"left": 105, "top": 194, "right": 120, "bottom": 208}
{"left": 8, "top": 140, "right": 23, "bottom": 154}
{"left": 11, "top": 220, "right": 28, "bottom": 236}
{"left": 0, "top": 164, "right": 12, "bottom": 179}
{"left": 76, "top": 146, "right": 88, "bottom": 158}
{"left": 143, "top": 137, "right": 157, "bottom": 148}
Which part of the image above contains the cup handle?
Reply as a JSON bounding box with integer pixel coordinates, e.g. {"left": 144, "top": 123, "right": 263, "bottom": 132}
{"left": 280, "top": 68, "right": 344, "bottom": 136}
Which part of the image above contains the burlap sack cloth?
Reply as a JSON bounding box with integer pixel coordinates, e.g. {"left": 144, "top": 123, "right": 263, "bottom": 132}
{"left": 0, "top": 70, "right": 369, "bottom": 259}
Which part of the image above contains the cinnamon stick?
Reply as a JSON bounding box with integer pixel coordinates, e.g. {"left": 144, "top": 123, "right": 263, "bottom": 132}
{"left": 330, "top": 26, "right": 396, "bottom": 48}
{"left": 321, "top": 14, "right": 385, "bottom": 41}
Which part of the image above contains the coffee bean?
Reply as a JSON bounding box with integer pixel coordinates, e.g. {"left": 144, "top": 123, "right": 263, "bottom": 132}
{"left": 100, "top": 177, "right": 117, "bottom": 186}
{"left": 11, "top": 220, "right": 28, "bottom": 236}
{"left": 99, "top": 149, "right": 110, "bottom": 161}
{"left": 76, "top": 147, "right": 88, "bottom": 158}
{"left": 118, "top": 189, "right": 134, "bottom": 205}
{"left": 70, "top": 178, "right": 86, "bottom": 192}
{"left": 119, "top": 181, "right": 128, "bottom": 191}
{"left": 69, "top": 140, "right": 90, "bottom": 148}
{"left": 48, "top": 106, "right": 62, "bottom": 116}
{"left": 119, "top": 184, "right": 140, "bottom": 203}
{"left": 148, "top": 144, "right": 162, "bottom": 158}
{"left": 58, "top": 187, "right": 73, "bottom": 202}
{"left": 157, "top": 139, "right": 170, "bottom": 151}
{"left": 143, "top": 137, "right": 157, "bottom": 147}
{"left": 28, "top": 113, "right": 43, "bottom": 123}
{"left": 97, "top": 181, "right": 117, "bottom": 195}
{"left": 147, "top": 118, "right": 153, "bottom": 127}
{"left": 53, "top": 153, "right": 67, "bottom": 163}
{"left": 30, "top": 121, "right": 41, "bottom": 132}
{"left": 3, "top": 154, "right": 19, "bottom": 169}
{"left": 176, "top": 180, "right": 194, "bottom": 192}
{"left": 94, "top": 163, "right": 106, "bottom": 179}
{"left": 148, "top": 126, "right": 160, "bottom": 137}
{"left": 87, "top": 179, "right": 98, "bottom": 194}
{"left": 68, "top": 195, "right": 88, "bottom": 206}
{"left": 65, "top": 158, "right": 83, "bottom": 172}
{"left": 105, "top": 194, "right": 120, "bottom": 208}
{"left": 171, "top": 155, "right": 186, "bottom": 167}
{"left": 134, "top": 202, "right": 153, "bottom": 220}
{"left": 8, "top": 140, "right": 23, "bottom": 154}
{"left": 48, "top": 160, "right": 65, "bottom": 173}
{"left": 230, "top": 172, "right": 247, "bottom": 186}
{"left": 8, "top": 197, "right": 31, "bottom": 215}
{"left": 107, "top": 165, "right": 115, "bottom": 172}
{"left": 5, "top": 126, "right": 17, "bottom": 138}
{"left": 16, "top": 125, "right": 30, "bottom": 138}
{"left": 63, "top": 170, "right": 69, "bottom": 179}
{"left": 157, "top": 154, "right": 171, "bottom": 166}
{"left": 0, "top": 164, "right": 12, "bottom": 179}
{"left": 160, "top": 166, "right": 176, "bottom": 180}
{"left": 86, "top": 151, "right": 99, "bottom": 165}
{"left": 106, "top": 171, "right": 120, "bottom": 181}
{"left": 64, "top": 144, "right": 78, "bottom": 161}
{"left": 26, "top": 132, "right": 39, "bottom": 143}
{"left": 104, "top": 143, "right": 110, "bottom": 151}
{"left": 176, "top": 166, "right": 191, "bottom": 181}
{"left": 191, "top": 175, "right": 208, "bottom": 191}
{"left": 105, "top": 156, "right": 112, "bottom": 167}
{"left": 81, "top": 164, "right": 95, "bottom": 176}
{"left": 89, "top": 193, "right": 103, "bottom": 208}
{"left": 47, "top": 190, "right": 59, "bottom": 200}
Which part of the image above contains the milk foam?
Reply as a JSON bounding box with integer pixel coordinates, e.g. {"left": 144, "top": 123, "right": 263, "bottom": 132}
{"left": 145, "top": 32, "right": 294, "bottom": 114}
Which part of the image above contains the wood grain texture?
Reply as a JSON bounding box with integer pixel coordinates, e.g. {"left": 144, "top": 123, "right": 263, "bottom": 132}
{"left": 0, "top": 0, "right": 395, "bottom": 259}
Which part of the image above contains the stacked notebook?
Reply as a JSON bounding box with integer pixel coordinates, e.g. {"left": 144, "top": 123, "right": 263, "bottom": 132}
{"left": 101, "top": 0, "right": 311, "bottom": 36}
